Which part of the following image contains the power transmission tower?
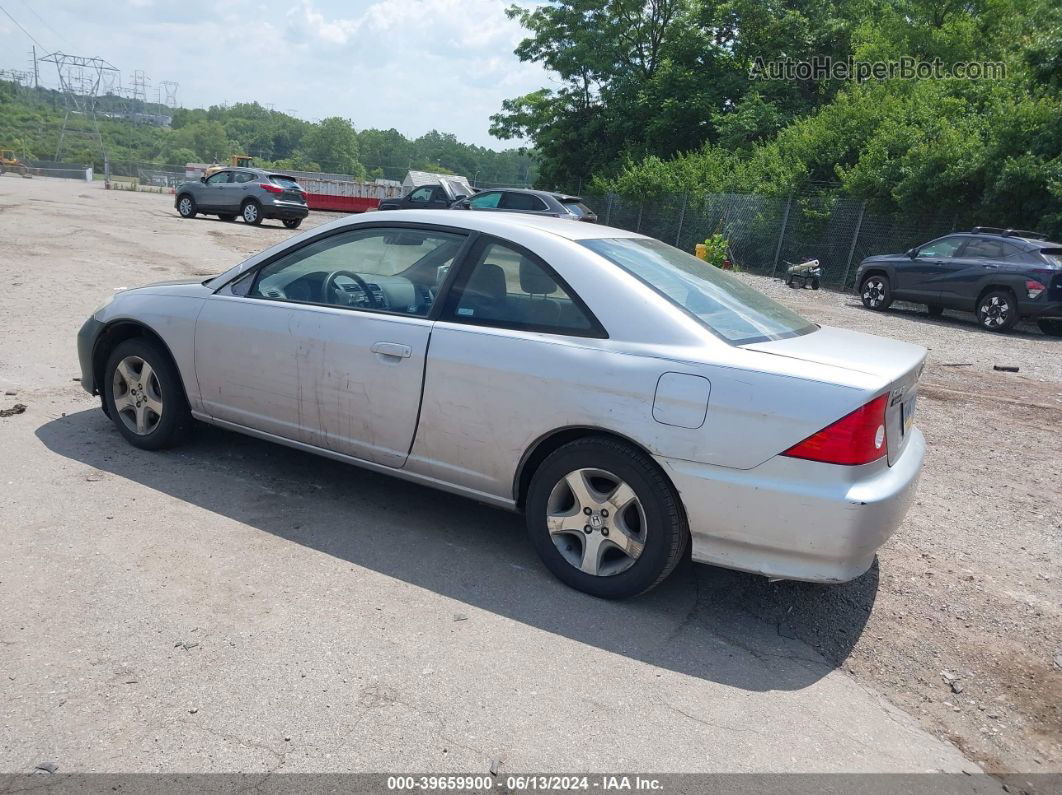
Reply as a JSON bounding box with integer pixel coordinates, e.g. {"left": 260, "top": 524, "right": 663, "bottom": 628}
{"left": 159, "top": 80, "right": 178, "bottom": 109}
{"left": 37, "top": 52, "right": 118, "bottom": 165}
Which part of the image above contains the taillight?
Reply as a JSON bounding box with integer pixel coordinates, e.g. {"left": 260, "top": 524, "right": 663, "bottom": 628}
{"left": 782, "top": 394, "right": 889, "bottom": 466}
{"left": 1026, "top": 279, "right": 1045, "bottom": 299}
{"left": 260, "top": 183, "right": 283, "bottom": 193}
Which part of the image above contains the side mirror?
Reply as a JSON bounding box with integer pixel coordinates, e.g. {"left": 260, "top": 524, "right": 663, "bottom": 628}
{"left": 453, "top": 194, "right": 467, "bottom": 202}
{"left": 435, "top": 264, "right": 450, "bottom": 287}
{"left": 906, "top": 248, "right": 917, "bottom": 258}
{"left": 200, "top": 176, "right": 207, "bottom": 183}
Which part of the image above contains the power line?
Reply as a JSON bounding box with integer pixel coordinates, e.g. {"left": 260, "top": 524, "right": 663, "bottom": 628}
{"left": 18, "top": 0, "right": 67, "bottom": 49}
{"left": 0, "top": 3, "right": 47, "bottom": 51}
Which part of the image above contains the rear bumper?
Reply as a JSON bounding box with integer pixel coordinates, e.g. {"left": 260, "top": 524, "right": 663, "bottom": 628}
{"left": 262, "top": 200, "right": 309, "bottom": 220}
{"left": 1020, "top": 298, "right": 1062, "bottom": 320}
{"left": 659, "top": 429, "right": 925, "bottom": 582}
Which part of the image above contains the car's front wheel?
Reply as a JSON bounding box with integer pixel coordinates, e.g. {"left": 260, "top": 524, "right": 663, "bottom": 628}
{"left": 525, "top": 437, "right": 688, "bottom": 599}
{"left": 976, "top": 289, "right": 1018, "bottom": 332}
{"left": 241, "top": 200, "right": 263, "bottom": 225}
{"left": 176, "top": 194, "right": 196, "bottom": 218}
{"left": 1036, "top": 318, "right": 1062, "bottom": 337}
{"left": 283, "top": 218, "right": 303, "bottom": 229}
{"left": 860, "top": 274, "right": 892, "bottom": 310}
{"left": 103, "top": 338, "right": 191, "bottom": 450}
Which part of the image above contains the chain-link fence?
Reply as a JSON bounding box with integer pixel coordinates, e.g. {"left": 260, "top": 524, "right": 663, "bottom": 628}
{"left": 584, "top": 187, "right": 976, "bottom": 289}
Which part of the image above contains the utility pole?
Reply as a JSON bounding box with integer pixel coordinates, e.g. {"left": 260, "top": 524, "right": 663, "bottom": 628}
{"left": 31, "top": 45, "right": 38, "bottom": 90}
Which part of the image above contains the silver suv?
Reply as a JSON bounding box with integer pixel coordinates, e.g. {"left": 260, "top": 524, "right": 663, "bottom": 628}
{"left": 175, "top": 168, "right": 309, "bottom": 229}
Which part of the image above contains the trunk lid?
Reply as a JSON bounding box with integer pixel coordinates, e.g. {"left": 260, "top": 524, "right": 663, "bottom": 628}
{"left": 744, "top": 325, "right": 926, "bottom": 465}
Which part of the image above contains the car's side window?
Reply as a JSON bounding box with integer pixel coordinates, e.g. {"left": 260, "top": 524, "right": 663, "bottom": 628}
{"left": 963, "top": 239, "right": 1026, "bottom": 261}
{"left": 408, "top": 187, "right": 434, "bottom": 203}
{"left": 234, "top": 171, "right": 257, "bottom": 184}
{"left": 469, "top": 191, "right": 502, "bottom": 209}
{"left": 501, "top": 192, "right": 547, "bottom": 211}
{"left": 443, "top": 239, "right": 602, "bottom": 336}
{"left": 206, "top": 171, "right": 232, "bottom": 185}
{"left": 245, "top": 227, "right": 466, "bottom": 316}
{"left": 917, "top": 237, "right": 964, "bottom": 258}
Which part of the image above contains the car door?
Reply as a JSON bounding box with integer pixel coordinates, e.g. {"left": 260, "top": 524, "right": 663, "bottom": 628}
{"left": 410, "top": 236, "right": 609, "bottom": 495}
{"left": 500, "top": 192, "right": 550, "bottom": 216}
{"left": 231, "top": 170, "right": 259, "bottom": 211}
{"left": 899, "top": 236, "right": 967, "bottom": 300}
{"left": 198, "top": 170, "right": 234, "bottom": 210}
{"left": 939, "top": 237, "right": 1022, "bottom": 308}
{"left": 193, "top": 224, "right": 468, "bottom": 467}
{"left": 465, "top": 191, "right": 504, "bottom": 213}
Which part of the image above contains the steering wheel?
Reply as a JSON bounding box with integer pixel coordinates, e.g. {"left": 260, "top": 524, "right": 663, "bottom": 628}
{"left": 323, "top": 269, "right": 379, "bottom": 309}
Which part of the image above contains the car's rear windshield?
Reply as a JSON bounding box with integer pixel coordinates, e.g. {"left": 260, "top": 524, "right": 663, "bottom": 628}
{"left": 581, "top": 237, "right": 817, "bottom": 344}
{"left": 563, "top": 200, "right": 593, "bottom": 218}
{"left": 1040, "top": 248, "right": 1062, "bottom": 266}
{"left": 269, "top": 175, "right": 301, "bottom": 189}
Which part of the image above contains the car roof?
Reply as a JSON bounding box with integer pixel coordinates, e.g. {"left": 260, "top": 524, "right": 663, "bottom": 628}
{"left": 344, "top": 208, "right": 636, "bottom": 241}
{"left": 935, "top": 232, "right": 1060, "bottom": 251}
{"left": 485, "top": 187, "right": 585, "bottom": 202}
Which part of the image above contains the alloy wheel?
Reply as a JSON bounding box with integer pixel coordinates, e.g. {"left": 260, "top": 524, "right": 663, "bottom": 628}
{"left": 243, "top": 203, "right": 258, "bottom": 223}
{"left": 178, "top": 197, "right": 192, "bottom": 216}
{"left": 111, "top": 355, "right": 163, "bottom": 435}
{"left": 980, "top": 295, "right": 1010, "bottom": 329}
{"left": 862, "top": 278, "right": 886, "bottom": 308}
{"left": 546, "top": 468, "right": 647, "bottom": 576}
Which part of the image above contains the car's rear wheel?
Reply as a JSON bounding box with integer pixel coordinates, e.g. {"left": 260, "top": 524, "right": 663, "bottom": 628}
{"left": 241, "top": 200, "right": 263, "bottom": 225}
{"left": 103, "top": 338, "right": 191, "bottom": 450}
{"left": 218, "top": 214, "right": 236, "bottom": 222}
{"left": 1036, "top": 318, "right": 1062, "bottom": 337}
{"left": 283, "top": 218, "right": 303, "bottom": 229}
{"left": 525, "top": 437, "right": 687, "bottom": 599}
{"left": 928, "top": 304, "right": 944, "bottom": 317}
{"left": 176, "top": 195, "right": 196, "bottom": 218}
{"left": 860, "top": 274, "right": 892, "bottom": 310}
{"left": 976, "top": 289, "right": 1018, "bottom": 332}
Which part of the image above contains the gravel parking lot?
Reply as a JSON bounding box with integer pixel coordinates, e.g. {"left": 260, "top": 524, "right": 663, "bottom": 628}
{"left": 0, "top": 178, "right": 1058, "bottom": 777}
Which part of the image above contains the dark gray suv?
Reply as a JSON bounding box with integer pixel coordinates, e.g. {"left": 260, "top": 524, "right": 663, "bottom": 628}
{"left": 453, "top": 188, "right": 598, "bottom": 222}
{"left": 855, "top": 228, "right": 1062, "bottom": 335}
{"left": 175, "top": 168, "right": 309, "bottom": 228}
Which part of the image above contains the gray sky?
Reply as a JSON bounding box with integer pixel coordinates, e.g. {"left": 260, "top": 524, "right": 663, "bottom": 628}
{"left": 0, "top": 0, "right": 548, "bottom": 148}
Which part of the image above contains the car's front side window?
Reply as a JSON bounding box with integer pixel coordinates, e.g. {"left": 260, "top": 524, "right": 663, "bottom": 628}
{"left": 444, "top": 239, "right": 601, "bottom": 336}
{"left": 917, "top": 237, "right": 964, "bottom": 258}
{"left": 206, "top": 171, "right": 232, "bottom": 185}
{"left": 245, "top": 227, "right": 465, "bottom": 316}
{"left": 582, "top": 237, "right": 815, "bottom": 345}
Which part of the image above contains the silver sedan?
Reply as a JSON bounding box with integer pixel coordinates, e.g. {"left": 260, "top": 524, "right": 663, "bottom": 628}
{"left": 77, "top": 210, "right": 926, "bottom": 598}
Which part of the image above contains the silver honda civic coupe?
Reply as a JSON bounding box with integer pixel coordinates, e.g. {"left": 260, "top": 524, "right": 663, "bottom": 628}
{"left": 77, "top": 210, "right": 926, "bottom": 599}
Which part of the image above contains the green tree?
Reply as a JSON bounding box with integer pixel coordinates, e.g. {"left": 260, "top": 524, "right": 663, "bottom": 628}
{"left": 302, "top": 117, "right": 366, "bottom": 177}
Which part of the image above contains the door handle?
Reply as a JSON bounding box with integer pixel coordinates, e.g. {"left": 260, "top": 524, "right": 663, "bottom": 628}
{"left": 371, "top": 341, "right": 412, "bottom": 359}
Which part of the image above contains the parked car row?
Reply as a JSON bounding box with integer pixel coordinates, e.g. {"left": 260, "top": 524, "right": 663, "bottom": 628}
{"left": 857, "top": 227, "right": 1062, "bottom": 336}
{"left": 379, "top": 185, "right": 598, "bottom": 223}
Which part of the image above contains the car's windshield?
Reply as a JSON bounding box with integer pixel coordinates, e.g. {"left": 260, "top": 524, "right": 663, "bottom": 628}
{"left": 269, "top": 175, "right": 300, "bottom": 189}
{"left": 581, "top": 237, "right": 817, "bottom": 344}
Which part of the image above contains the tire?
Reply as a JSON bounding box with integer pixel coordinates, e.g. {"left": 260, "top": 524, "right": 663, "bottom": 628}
{"left": 218, "top": 214, "right": 236, "bottom": 222}
{"left": 975, "top": 289, "right": 1018, "bottom": 332}
{"left": 928, "top": 304, "right": 944, "bottom": 317}
{"left": 786, "top": 277, "right": 799, "bottom": 289}
{"left": 1037, "top": 319, "right": 1062, "bottom": 337}
{"left": 860, "top": 273, "right": 892, "bottom": 310}
{"left": 241, "top": 200, "right": 263, "bottom": 225}
{"left": 282, "top": 218, "right": 303, "bottom": 230}
{"left": 524, "top": 437, "right": 688, "bottom": 599}
{"left": 176, "top": 194, "right": 196, "bottom": 218}
{"left": 103, "top": 337, "right": 192, "bottom": 451}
